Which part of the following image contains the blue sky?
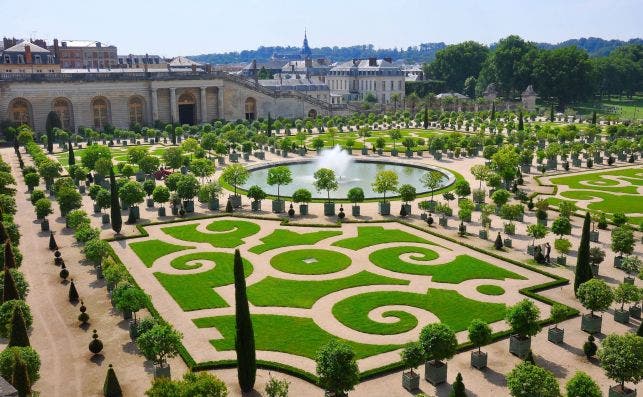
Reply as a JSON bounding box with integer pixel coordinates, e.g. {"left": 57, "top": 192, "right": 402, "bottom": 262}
{"left": 3, "top": 0, "right": 641, "bottom": 56}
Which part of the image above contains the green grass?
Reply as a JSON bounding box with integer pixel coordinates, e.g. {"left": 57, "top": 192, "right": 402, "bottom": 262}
{"left": 154, "top": 252, "right": 253, "bottom": 311}
{"left": 249, "top": 229, "right": 342, "bottom": 254}
{"left": 476, "top": 285, "right": 505, "bottom": 295}
{"left": 270, "top": 249, "right": 351, "bottom": 275}
{"left": 332, "top": 226, "right": 433, "bottom": 250}
{"left": 129, "top": 239, "right": 193, "bottom": 268}
{"left": 161, "top": 219, "right": 260, "bottom": 248}
{"left": 247, "top": 271, "right": 408, "bottom": 309}
{"left": 550, "top": 168, "right": 643, "bottom": 194}
{"left": 369, "top": 247, "right": 525, "bottom": 283}
{"left": 573, "top": 95, "right": 643, "bottom": 120}
{"left": 560, "top": 190, "right": 643, "bottom": 215}
{"left": 193, "top": 314, "right": 399, "bottom": 360}
{"left": 332, "top": 288, "right": 507, "bottom": 335}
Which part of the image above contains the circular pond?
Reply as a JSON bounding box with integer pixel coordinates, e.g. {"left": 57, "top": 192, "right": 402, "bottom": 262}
{"left": 242, "top": 159, "right": 455, "bottom": 200}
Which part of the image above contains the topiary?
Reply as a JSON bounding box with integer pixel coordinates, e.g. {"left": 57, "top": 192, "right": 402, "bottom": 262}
{"left": 68, "top": 279, "right": 79, "bottom": 303}
{"left": 89, "top": 330, "right": 104, "bottom": 355}
{"left": 48, "top": 232, "right": 58, "bottom": 251}
{"left": 583, "top": 335, "right": 597, "bottom": 359}
{"left": 0, "top": 346, "right": 40, "bottom": 385}
{"left": 11, "top": 356, "right": 31, "bottom": 397}
{"left": 78, "top": 300, "right": 89, "bottom": 325}
{"left": 0, "top": 300, "right": 32, "bottom": 338}
{"left": 0, "top": 269, "right": 28, "bottom": 300}
{"left": 449, "top": 372, "right": 465, "bottom": 397}
{"left": 7, "top": 305, "right": 30, "bottom": 347}
{"left": 494, "top": 232, "right": 503, "bottom": 250}
{"left": 59, "top": 263, "right": 69, "bottom": 280}
{"left": 103, "top": 364, "right": 122, "bottom": 397}
{"left": 225, "top": 199, "right": 233, "bottom": 213}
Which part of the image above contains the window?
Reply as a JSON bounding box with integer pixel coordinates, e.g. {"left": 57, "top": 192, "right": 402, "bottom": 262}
{"left": 390, "top": 81, "right": 394, "bottom": 90}
{"left": 10, "top": 99, "right": 31, "bottom": 126}
{"left": 128, "top": 96, "right": 144, "bottom": 125}
{"left": 53, "top": 98, "right": 73, "bottom": 131}
{"left": 34, "top": 55, "right": 42, "bottom": 64}
{"left": 3, "top": 55, "right": 10, "bottom": 64}
{"left": 244, "top": 97, "right": 256, "bottom": 120}
{"left": 398, "top": 81, "right": 402, "bottom": 90}
{"left": 92, "top": 97, "right": 110, "bottom": 130}
{"left": 17, "top": 55, "right": 24, "bottom": 64}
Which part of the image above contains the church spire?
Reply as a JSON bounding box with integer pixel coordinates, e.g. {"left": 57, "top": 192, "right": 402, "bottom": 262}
{"left": 301, "top": 29, "right": 312, "bottom": 59}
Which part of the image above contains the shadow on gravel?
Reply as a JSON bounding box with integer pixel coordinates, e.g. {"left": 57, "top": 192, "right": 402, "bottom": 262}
{"left": 90, "top": 353, "right": 105, "bottom": 366}
{"left": 482, "top": 366, "right": 506, "bottom": 386}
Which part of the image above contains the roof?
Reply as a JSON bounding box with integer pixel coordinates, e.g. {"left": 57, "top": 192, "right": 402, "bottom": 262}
{"left": 331, "top": 58, "right": 399, "bottom": 71}
{"left": 60, "top": 40, "right": 115, "bottom": 48}
{"left": 281, "top": 59, "right": 331, "bottom": 72}
{"left": 259, "top": 76, "right": 329, "bottom": 90}
{"left": 483, "top": 83, "right": 498, "bottom": 95}
{"left": 3, "top": 41, "right": 50, "bottom": 53}
{"left": 522, "top": 85, "right": 537, "bottom": 96}
{"left": 168, "top": 56, "right": 202, "bottom": 67}
{"left": 436, "top": 92, "right": 468, "bottom": 99}
{"left": 242, "top": 60, "right": 288, "bottom": 70}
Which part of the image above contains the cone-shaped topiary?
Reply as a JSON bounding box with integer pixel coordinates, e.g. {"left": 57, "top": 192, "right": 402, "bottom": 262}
{"left": 48, "top": 232, "right": 58, "bottom": 251}
{"left": 449, "top": 372, "right": 466, "bottom": 397}
{"left": 494, "top": 232, "right": 503, "bottom": 250}
{"left": 68, "top": 140, "right": 75, "bottom": 166}
{"left": 126, "top": 210, "right": 136, "bottom": 224}
{"left": 103, "top": 364, "right": 122, "bottom": 397}
{"left": 8, "top": 305, "right": 30, "bottom": 347}
{"left": 68, "top": 280, "right": 79, "bottom": 303}
{"left": 0, "top": 220, "right": 8, "bottom": 245}
{"left": 11, "top": 356, "right": 30, "bottom": 397}
{"left": 574, "top": 212, "right": 593, "bottom": 295}
{"left": 3, "top": 265, "right": 20, "bottom": 303}
{"left": 110, "top": 168, "right": 122, "bottom": 234}
{"left": 4, "top": 241, "right": 16, "bottom": 269}
{"left": 524, "top": 349, "right": 535, "bottom": 365}
{"left": 89, "top": 330, "right": 103, "bottom": 354}
{"left": 583, "top": 335, "right": 597, "bottom": 359}
{"left": 225, "top": 199, "right": 233, "bottom": 213}
{"left": 233, "top": 249, "right": 255, "bottom": 392}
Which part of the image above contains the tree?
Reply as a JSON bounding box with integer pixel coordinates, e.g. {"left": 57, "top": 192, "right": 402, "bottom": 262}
{"left": 119, "top": 181, "right": 145, "bottom": 209}
{"left": 346, "top": 187, "right": 364, "bottom": 206}
{"left": 45, "top": 111, "right": 61, "bottom": 154}
{"left": 611, "top": 225, "right": 635, "bottom": 258}
{"left": 506, "top": 362, "right": 560, "bottom": 397}
{"left": 152, "top": 185, "right": 170, "bottom": 209}
{"left": 12, "top": 356, "right": 30, "bottom": 397}
{"left": 527, "top": 223, "right": 548, "bottom": 246}
{"left": 565, "top": 371, "right": 601, "bottom": 397}
{"left": 315, "top": 340, "right": 359, "bottom": 397}
{"left": 577, "top": 278, "right": 614, "bottom": 317}
{"left": 145, "top": 371, "right": 227, "bottom": 397}
{"left": 265, "top": 374, "right": 289, "bottom": 397}
{"left": 292, "top": 188, "right": 312, "bottom": 205}
{"left": 420, "top": 170, "right": 444, "bottom": 202}
{"left": 491, "top": 145, "right": 520, "bottom": 186}
{"left": 162, "top": 147, "right": 184, "bottom": 169}
{"left": 551, "top": 216, "right": 572, "bottom": 238}
{"left": 621, "top": 256, "right": 641, "bottom": 279}
{"left": 613, "top": 282, "right": 639, "bottom": 312}
{"left": 0, "top": 347, "right": 40, "bottom": 386}
{"left": 533, "top": 46, "right": 594, "bottom": 107}
{"left": 81, "top": 145, "right": 112, "bottom": 170}
{"left": 266, "top": 166, "right": 292, "bottom": 202}
{"left": 103, "top": 364, "right": 122, "bottom": 397}
{"left": 598, "top": 333, "right": 643, "bottom": 392}
{"left": 400, "top": 342, "right": 424, "bottom": 375}
{"left": 491, "top": 189, "right": 511, "bottom": 209}
{"left": 139, "top": 155, "right": 161, "bottom": 176}
{"left": 109, "top": 168, "right": 122, "bottom": 234}
{"left": 3, "top": 264, "right": 20, "bottom": 303}
{"left": 23, "top": 173, "right": 39, "bottom": 191}
{"left": 0, "top": 269, "right": 28, "bottom": 301}
{"left": 470, "top": 164, "right": 491, "bottom": 190}
{"left": 114, "top": 287, "right": 149, "bottom": 320}
{"left": 38, "top": 159, "right": 62, "bottom": 187}
{"left": 189, "top": 158, "right": 214, "bottom": 182}
{"left": 450, "top": 372, "right": 466, "bottom": 397}
{"left": 136, "top": 323, "right": 182, "bottom": 368}
{"left": 372, "top": 170, "right": 398, "bottom": 203}
{"left": 313, "top": 168, "right": 338, "bottom": 203}
{"left": 505, "top": 299, "right": 541, "bottom": 339}
{"left": 3, "top": 241, "right": 17, "bottom": 271}
{"left": 68, "top": 141, "right": 75, "bottom": 166}
{"left": 7, "top": 305, "right": 30, "bottom": 347}
{"left": 221, "top": 164, "right": 249, "bottom": 198}
{"left": 398, "top": 184, "right": 417, "bottom": 205}
{"left": 468, "top": 319, "right": 492, "bottom": 353}
{"left": 573, "top": 212, "right": 593, "bottom": 294}
{"left": 176, "top": 175, "right": 199, "bottom": 203}
{"left": 419, "top": 323, "right": 458, "bottom": 365}
{"left": 495, "top": 232, "right": 504, "bottom": 250}
{"left": 0, "top": 300, "right": 32, "bottom": 338}
{"left": 233, "top": 249, "right": 255, "bottom": 392}
{"left": 424, "top": 41, "right": 489, "bottom": 92}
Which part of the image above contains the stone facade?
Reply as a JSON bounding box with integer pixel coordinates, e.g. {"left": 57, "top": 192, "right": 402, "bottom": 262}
{"left": 327, "top": 58, "right": 405, "bottom": 104}
{"left": 0, "top": 70, "right": 348, "bottom": 133}
{"left": 521, "top": 85, "right": 537, "bottom": 111}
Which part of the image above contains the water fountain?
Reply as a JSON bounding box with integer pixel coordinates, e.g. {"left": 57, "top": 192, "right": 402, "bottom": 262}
{"left": 314, "top": 145, "right": 354, "bottom": 181}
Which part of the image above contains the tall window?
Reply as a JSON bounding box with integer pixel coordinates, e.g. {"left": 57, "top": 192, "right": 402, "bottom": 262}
{"left": 244, "top": 97, "right": 256, "bottom": 120}
{"left": 129, "top": 97, "right": 144, "bottom": 125}
{"left": 53, "top": 98, "right": 72, "bottom": 131}
{"left": 92, "top": 97, "right": 109, "bottom": 130}
{"left": 10, "top": 99, "right": 31, "bottom": 126}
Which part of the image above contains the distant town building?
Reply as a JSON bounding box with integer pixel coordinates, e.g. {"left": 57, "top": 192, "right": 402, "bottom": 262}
{"left": 117, "top": 54, "right": 164, "bottom": 69}
{"left": 281, "top": 58, "right": 331, "bottom": 80}
{"left": 1, "top": 39, "right": 60, "bottom": 73}
{"left": 52, "top": 39, "right": 118, "bottom": 69}
{"left": 327, "top": 58, "right": 405, "bottom": 104}
{"left": 260, "top": 75, "right": 330, "bottom": 104}
{"left": 483, "top": 83, "right": 498, "bottom": 101}
{"left": 399, "top": 63, "right": 424, "bottom": 81}
{"left": 436, "top": 92, "right": 468, "bottom": 100}
{"left": 240, "top": 59, "right": 288, "bottom": 78}
{"left": 521, "top": 85, "right": 537, "bottom": 110}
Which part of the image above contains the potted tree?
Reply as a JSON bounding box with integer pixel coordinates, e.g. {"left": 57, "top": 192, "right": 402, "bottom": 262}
{"left": 612, "top": 226, "right": 635, "bottom": 268}
{"left": 547, "top": 303, "right": 568, "bottom": 344}
{"left": 372, "top": 170, "right": 398, "bottom": 216}
{"left": 419, "top": 323, "right": 457, "bottom": 385}
{"left": 526, "top": 223, "right": 548, "bottom": 256}
{"left": 114, "top": 287, "right": 150, "bottom": 338}
{"left": 315, "top": 340, "right": 359, "bottom": 397}
{"left": 554, "top": 238, "right": 572, "bottom": 266}
{"left": 24, "top": 172, "right": 39, "bottom": 192}
{"left": 292, "top": 188, "right": 312, "bottom": 216}
{"left": 389, "top": 129, "right": 401, "bottom": 156}
{"left": 589, "top": 246, "right": 606, "bottom": 276}
{"left": 247, "top": 185, "right": 266, "bottom": 212}
{"left": 420, "top": 170, "right": 443, "bottom": 212}
{"left": 375, "top": 137, "right": 386, "bottom": 155}
{"left": 506, "top": 362, "right": 560, "bottom": 397}
{"left": 119, "top": 181, "right": 145, "bottom": 221}
{"left": 347, "top": 187, "right": 364, "bottom": 217}
{"left": 400, "top": 342, "right": 423, "bottom": 391}
{"left": 220, "top": 164, "right": 249, "bottom": 208}
{"left": 267, "top": 166, "right": 292, "bottom": 213}
{"left": 613, "top": 283, "right": 639, "bottom": 324}
{"left": 197, "top": 181, "right": 222, "bottom": 211}
{"left": 152, "top": 185, "right": 170, "bottom": 217}
{"left": 176, "top": 174, "right": 199, "bottom": 213}
{"left": 468, "top": 319, "right": 492, "bottom": 369}
{"left": 577, "top": 278, "right": 614, "bottom": 334}
{"left": 590, "top": 213, "right": 601, "bottom": 242}
{"left": 505, "top": 299, "right": 541, "bottom": 358}
{"left": 136, "top": 323, "right": 183, "bottom": 379}
{"left": 142, "top": 179, "right": 156, "bottom": 208}
{"left": 313, "top": 168, "right": 338, "bottom": 216}
{"left": 398, "top": 184, "right": 416, "bottom": 216}
{"left": 598, "top": 333, "right": 642, "bottom": 397}
{"left": 535, "top": 199, "right": 549, "bottom": 226}
{"left": 620, "top": 256, "right": 640, "bottom": 284}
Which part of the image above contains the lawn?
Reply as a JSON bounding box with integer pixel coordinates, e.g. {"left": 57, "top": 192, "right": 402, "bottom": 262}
{"left": 129, "top": 239, "right": 193, "bottom": 268}
{"left": 154, "top": 252, "right": 253, "bottom": 311}
{"left": 161, "top": 219, "right": 261, "bottom": 248}
{"left": 332, "top": 226, "right": 433, "bottom": 250}
{"left": 193, "top": 314, "right": 400, "bottom": 360}
{"left": 270, "top": 249, "right": 351, "bottom": 275}
{"left": 332, "top": 288, "right": 507, "bottom": 335}
{"left": 550, "top": 168, "right": 643, "bottom": 194}
{"left": 249, "top": 229, "right": 342, "bottom": 254}
{"left": 369, "top": 246, "right": 525, "bottom": 283}
{"left": 573, "top": 95, "right": 643, "bottom": 120}
{"left": 247, "top": 271, "right": 408, "bottom": 309}
{"left": 560, "top": 190, "right": 643, "bottom": 215}
{"left": 476, "top": 285, "right": 505, "bottom": 295}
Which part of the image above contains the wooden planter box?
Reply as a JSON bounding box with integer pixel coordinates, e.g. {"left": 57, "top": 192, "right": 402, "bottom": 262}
{"left": 424, "top": 361, "right": 447, "bottom": 385}
{"left": 470, "top": 351, "right": 487, "bottom": 369}
{"left": 324, "top": 202, "right": 335, "bottom": 216}
{"left": 229, "top": 195, "right": 242, "bottom": 208}
{"left": 548, "top": 327, "right": 564, "bottom": 344}
{"left": 590, "top": 231, "right": 599, "bottom": 242}
{"left": 379, "top": 202, "right": 391, "bottom": 215}
{"left": 157, "top": 207, "right": 166, "bottom": 217}
{"left": 361, "top": 147, "right": 368, "bottom": 155}
{"left": 609, "top": 386, "right": 637, "bottom": 397}
{"left": 208, "top": 199, "right": 220, "bottom": 211}
{"left": 251, "top": 201, "right": 261, "bottom": 212}
{"left": 614, "top": 309, "right": 630, "bottom": 324}
{"left": 299, "top": 204, "right": 309, "bottom": 215}
{"left": 40, "top": 219, "right": 49, "bottom": 232}
{"left": 629, "top": 305, "right": 641, "bottom": 319}
{"left": 581, "top": 314, "right": 602, "bottom": 334}
{"left": 271, "top": 200, "right": 285, "bottom": 213}
{"left": 556, "top": 256, "right": 566, "bottom": 266}
{"left": 352, "top": 205, "right": 360, "bottom": 217}
{"left": 402, "top": 204, "right": 411, "bottom": 215}
{"left": 402, "top": 371, "right": 420, "bottom": 392}
{"left": 504, "top": 238, "right": 512, "bottom": 248}
{"left": 438, "top": 216, "right": 448, "bottom": 227}
{"left": 154, "top": 365, "right": 171, "bottom": 380}
{"left": 614, "top": 256, "right": 623, "bottom": 268}
{"left": 391, "top": 149, "right": 398, "bottom": 157}
{"left": 509, "top": 335, "right": 531, "bottom": 358}
{"left": 479, "top": 229, "right": 488, "bottom": 240}
{"left": 243, "top": 153, "right": 250, "bottom": 161}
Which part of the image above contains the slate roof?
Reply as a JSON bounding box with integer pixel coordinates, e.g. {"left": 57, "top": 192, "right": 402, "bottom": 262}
{"left": 3, "top": 41, "right": 50, "bottom": 53}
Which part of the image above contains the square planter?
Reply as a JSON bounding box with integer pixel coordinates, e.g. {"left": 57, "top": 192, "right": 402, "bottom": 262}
{"left": 154, "top": 365, "right": 171, "bottom": 380}
{"left": 434, "top": 152, "right": 442, "bottom": 161}
{"left": 402, "top": 371, "right": 420, "bottom": 392}
{"left": 509, "top": 335, "right": 531, "bottom": 358}
{"left": 157, "top": 207, "right": 166, "bottom": 217}
{"left": 101, "top": 214, "right": 110, "bottom": 224}
{"left": 405, "top": 150, "right": 413, "bottom": 158}
{"left": 146, "top": 198, "right": 154, "bottom": 208}
{"left": 470, "top": 351, "right": 487, "bottom": 369}
{"left": 171, "top": 205, "right": 179, "bottom": 215}
{"left": 391, "top": 149, "right": 398, "bottom": 157}
{"left": 420, "top": 213, "right": 427, "bottom": 220}
{"left": 229, "top": 195, "right": 242, "bottom": 208}
{"left": 361, "top": 147, "right": 368, "bottom": 155}
{"left": 122, "top": 310, "right": 132, "bottom": 320}
{"left": 548, "top": 327, "right": 564, "bottom": 344}
{"left": 527, "top": 245, "right": 535, "bottom": 255}
{"left": 402, "top": 204, "right": 411, "bottom": 215}
{"left": 271, "top": 200, "right": 285, "bottom": 213}
{"left": 479, "top": 229, "right": 488, "bottom": 240}
{"left": 229, "top": 153, "right": 239, "bottom": 162}
{"left": 243, "top": 153, "right": 250, "bottom": 161}
{"left": 251, "top": 201, "right": 262, "bottom": 212}
{"left": 609, "top": 386, "right": 637, "bottom": 397}
{"left": 629, "top": 305, "right": 641, "bottom": 319}
{"left": 183, "top": 201, "right": 194, "bottom": 213}
{"left": 378, "top": 202, "right": 391, "bottom": 215}
{"left": 129, "top": 320, "right": 139, "bottom": 340}
{"left": 537, "top": 218, "right": 548, "bottom": 226}
{"left": 299, "top": 204, "right": 309, "bottom": 215}
{"left": 624, "top": 276, "right": 634, "bottom": 285}
{"left": 614, "top": 256, "right": 623, "bottom": 268}
{"left": 438, "top": 216, "right": 448, "bottom": 227}
{"left": 130, "top": 206, "right": 140, "bottom": 220}
{"left": 590, "top": 231, "right": 599, "bottom": 242}
{"left": 556, "top": 256, "right": 567, "bottom": 266}
{"left": 217, "top": 157, "right": 225, "bottom": 165}
{"left": 254, "top": 151, "right": 265, "bottom": 160}
{"left": 78, "top": 185, "right": 86, "bottom": 194}
{"left": 208, "top": 199, "right": 220, "bottom": 211}
{"left": 591, "top": 264, "right": 599, "bottom": 276}
{"left": 324, "top": 202, "right": 336, "bottom": 216}
{"left": 40, "top": 219, "right": 49, "bottom": 232}
{"left": 351, "top": 205, "right": 360, "bottom": 217}
{"left": 135, "top": 172, "right": 145, "bottom": 182}
{"left": 93, "top": 203, "right": 101, "bottom": 213}
{"left": 581, "top": 314, "right": 602, "bottom": 334}
{"left": 614, "top": 309, "right": 630, "bottom": 324}
{"left": 504, "top": 238, "right": 512, "bottom": 248}
{"left": 377, "top": 149, "right": 383, "bottom": 155}
{"left": 520, "top": 164, "right": 531, "bottom": 174}
{"left": 424, "top": 361, "right": 447, "bottom": 385}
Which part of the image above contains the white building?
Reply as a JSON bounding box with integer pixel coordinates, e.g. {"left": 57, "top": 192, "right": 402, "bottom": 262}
{"left": 326, "top": 58, "right": 405, "bottom": 104}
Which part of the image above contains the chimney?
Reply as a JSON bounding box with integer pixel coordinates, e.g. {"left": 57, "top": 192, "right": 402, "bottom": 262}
{"left": 24, "top": 45, "right": 32, "bottom": 64}
{"left": 191, "top": 64, "right": 196, "bottom": 72}
{"left": 53, "top": 38, "right": 60, "bottom": 63}
{"left": 61, "top": 41, "right": 67, "bottom": 48}
{"left": 96, "top": 41, "right": 101, "bottom": 48}
{"left": 291, "top": 64, "right": 295, "bottom": 72}
{"left": 368, "top": 57, "right": 377, "bottom": 67}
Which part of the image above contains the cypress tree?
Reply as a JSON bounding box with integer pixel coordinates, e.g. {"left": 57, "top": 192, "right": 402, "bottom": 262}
{"left": 574, "top": 212, "right": 593, "bottom": 295}
{"left": 103, "top": 364, "right": 123, "bottom": 397}
{"left": 68, "top": 139, "right": 75, "bottom": 166}
{"left": 69, "top": 279, "right": 79, "bottom": 303}
{"left": 13, "top": 138, "right": 19, "bottom": 154}
{"left": 233, "top": 249, "right": 255, "bottom": 392}
{"left": 49, "top": 232, "right": 58, "bottom": 251}
{"left": 4, "top": 241, "right": 16, "bottom": 269}
{"left": 0, "top": 220, "right": 7, "bottom": 245}
{"left": 549, "top": 104, "right": 554, "bottom": 122}
{"left": 591, "top": 110, "right": 597, "bottom": 125}
{"left": 637, "top": 322, "right": 642, "bottom": 337}
{"left": 266, "top": 112, "right": 273, "bottom": 136}
{"left": 45, "top": 111, "right": 61, "bottom": 154}
{"left": 449, "top": 372, "right": 465, "bottom": 397}
{"left": 110, "top": 168, "right": 122, "bottom": 234}
{"left": 490, "top": 102, "right": 495, "bottom": 120}
{"left": 8, "top": 306, "right": 30, "bottom": 347}
{"left": 494, "top": 232, "right": 503, "bottom": 250}
{"left": 423, "top": 105, "right": 429, "bottom": 129}
{"left": 225, "top": 199, "right": 233, "bottom": 213}
{"left": 11, "top": 356, "right": 30, "bottom": 397}
{"left": 3, "top": 266, "right": 20, "bottom": 302}
{"left": 518, "top": 110, "right": 524, "bottom": 131}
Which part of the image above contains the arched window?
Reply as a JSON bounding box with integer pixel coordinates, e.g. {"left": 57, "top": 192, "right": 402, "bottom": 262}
{"left": 52, "top": 98, "right": 73, "bottom": 131}
{"left": 308, "top": 109, "right": 317, "bottom": 119}
{"left": 91, "top": 97, "right": 110, "bottom": 130}
{"left": 128, "top": 96, "right": 144, "bottom": 125}
{"left": 178, "top": 93, "right": 196, "bottom": 105}
{"left": 9, "top": 98, "right": 31, "bottom": 126}
{"left": 244, "top": 97, "right": 256, "bottom": 120}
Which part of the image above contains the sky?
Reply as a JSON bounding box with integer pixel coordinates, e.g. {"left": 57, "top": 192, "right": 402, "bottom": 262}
{"left": 2, "top": 0, "right": 641, "bottom": 57}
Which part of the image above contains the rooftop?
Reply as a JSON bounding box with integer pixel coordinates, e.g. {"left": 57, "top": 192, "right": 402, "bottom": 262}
{"left": 59, "top": 40, "right": 115, "bottom": 48}
{"left": 3, "top": 41, "right": 50, "bottom": 53}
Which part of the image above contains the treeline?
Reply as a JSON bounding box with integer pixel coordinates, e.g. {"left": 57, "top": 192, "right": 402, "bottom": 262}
{"left": 423, "top": 35, "right": 642, "bottom": 108}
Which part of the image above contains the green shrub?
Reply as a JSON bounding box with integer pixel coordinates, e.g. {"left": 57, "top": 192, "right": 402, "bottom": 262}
{"left": 0, "top": 300, "right": 32, "bottom": 338}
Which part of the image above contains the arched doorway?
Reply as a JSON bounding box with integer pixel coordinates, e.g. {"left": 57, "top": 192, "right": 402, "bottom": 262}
{"left": 8, "top": 98, "right": 32, "bottom": 127}
{"left": 178, "top": 93, "right": 196, "bottom": 125}
{"left": 128, "top": 96, "right": 145, "bottom": 126}
{"left": 244, "top": 97, "right": 256, "bottom": 120}
{"left": 308, "top": 109, "right": 317, "bottom": 119}
{"left": 52, "top": 98, "right": 73, "bottom": 131}
{"left": 91, "top": 97, "right": 111, "bottom": 130}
